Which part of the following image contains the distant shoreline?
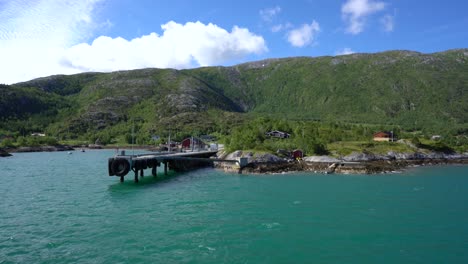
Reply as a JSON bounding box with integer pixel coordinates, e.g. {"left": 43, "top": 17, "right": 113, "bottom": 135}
{"left": 3, "top": 145, "right": 155, "bottom": 154}
{"left": 222, "top": 158, "right": 468, "bottom": 175}
{"left": 3, "top": 146, "right": 467, "bottom": 175}
{"left": 0, "top": 148, "right": 12, "bottom": 157}
{"left": 219, "top": 151, "right": 468, "bottom": 175}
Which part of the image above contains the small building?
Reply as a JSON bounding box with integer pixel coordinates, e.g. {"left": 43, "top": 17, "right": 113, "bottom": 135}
{"left": 181, "top": 137, "right": 206, "bottom": 150}
{"left": 373, "top": 131, "right": 395, "bottom": 142}
{"left": 431, "top": 135, "right": 442, "bottom": 141}
{"left": 292, "top": 149, "right": 304, "bottom": 160}
{"left": 266, "top": 130, "right": 291, "bottom": 139}
{"left": 31, "top": 132, "right": 46, "bottom": 137}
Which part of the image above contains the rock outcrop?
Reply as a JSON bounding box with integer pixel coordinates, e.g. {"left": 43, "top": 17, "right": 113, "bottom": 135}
{"left": 219, "top": 150, "right": 468, "bottom": 175}
{"left": 13, "top": 145, "right": 74, "bottom": 153}
{"left": 303, "top": 156, "right": 341, "bottom": 163}
{"left": 0, "top": 148, "right": 12, "bottom": 157}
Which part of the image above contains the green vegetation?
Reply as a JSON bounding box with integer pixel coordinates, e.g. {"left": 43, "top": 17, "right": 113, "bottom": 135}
{"left": 328, "top": 141, "right": 415, "bottom": 156}
{"left": 0, "top": 135, "right": 58, "bottom": 148}
{"left": 0, "top": 49, "right": 467, "bottom": 153}
{"left": 219, "top": 117, "right": 449, "bottom": 156}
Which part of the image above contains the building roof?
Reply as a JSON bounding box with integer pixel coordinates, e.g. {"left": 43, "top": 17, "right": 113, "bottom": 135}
{"left": 373, "top": 131, "right": 392, "bottom": 137}
{"left": 266, "top": 130, "right": 291, "bottom": 137}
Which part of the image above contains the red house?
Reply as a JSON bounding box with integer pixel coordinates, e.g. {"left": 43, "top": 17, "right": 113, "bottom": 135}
{"left": 292, "top": 149, "right": 304, "bottom": 160}
{"left": 181, "top": 137, "right": 206, "bottom": 150}
{"left": 373, "top": 131, "right": 395, "bottom": 142}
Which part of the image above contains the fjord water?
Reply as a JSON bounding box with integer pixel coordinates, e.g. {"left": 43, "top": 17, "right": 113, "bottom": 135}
{"left": 1, "top": 151, "right": 468, "bottom": 263}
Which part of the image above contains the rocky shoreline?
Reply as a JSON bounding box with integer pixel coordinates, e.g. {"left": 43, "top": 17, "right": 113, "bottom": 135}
{"left": 6, "top": 145, "right": 75, "bottom": 153}
{"left": 217, "top": 150, "right": 468, "bottom": 174}
{"left": 0, "top": 148, "right": 12, "bottom": 157}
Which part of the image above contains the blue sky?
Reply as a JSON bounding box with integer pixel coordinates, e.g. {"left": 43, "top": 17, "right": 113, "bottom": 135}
{"left": 1, "top": 0, "right": 467, "bottom": 84}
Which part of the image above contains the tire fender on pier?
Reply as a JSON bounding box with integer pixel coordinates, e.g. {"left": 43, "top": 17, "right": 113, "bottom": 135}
{"left": 108, "top": 158, "right": 115, "bottom": 176}
{"left": 111, "top": 159, "right": 130, "bottom": 177}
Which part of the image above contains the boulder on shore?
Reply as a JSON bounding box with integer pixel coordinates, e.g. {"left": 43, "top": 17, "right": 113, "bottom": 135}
{"left": 303, "top": 156, "right": 341, "bottom": 163}
{"left": 0, "top": 148, "right": 12, "bottom": 157}
{"left": 343, "top": 152, "right": 377, "bottom": 162}
{"left": 224, "top": 150, "right": 284, "bottom": 164}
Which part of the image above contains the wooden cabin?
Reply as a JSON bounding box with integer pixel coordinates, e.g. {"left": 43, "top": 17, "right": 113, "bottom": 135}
{"left": 373, "top": 131, "right": 395, "bottom": 142}
{"left": 265, "top": 130, "right": 291, "bottom": 139}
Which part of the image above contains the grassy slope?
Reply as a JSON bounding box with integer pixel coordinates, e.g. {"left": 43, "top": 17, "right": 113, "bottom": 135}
{"left": 233, "top": 50, "right": 468, "bottom": 129}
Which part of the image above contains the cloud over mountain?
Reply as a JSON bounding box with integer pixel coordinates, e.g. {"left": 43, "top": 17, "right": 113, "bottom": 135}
{"left": 287, "top": 21, "right": 320, "bottom": 47}
{"left": 0, "top": 0, "right": 101, "bottom": 83}
{"left": 341, "top": 0, "right": 386, "bottom": 34}
{"left": 61, "top": 21, "right": 267, "bottom": 72}
{"left": 0, "top": 2, "right": 266, "bottom": 84}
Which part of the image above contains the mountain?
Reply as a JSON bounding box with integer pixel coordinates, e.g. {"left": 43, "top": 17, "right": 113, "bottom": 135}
{"left": 1, "top": 49, "right": 467, "bottom": 141}
{"left": 191, "top": 49, "right": 468, "bottom": 126}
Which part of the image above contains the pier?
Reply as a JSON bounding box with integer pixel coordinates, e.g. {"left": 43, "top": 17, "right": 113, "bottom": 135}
{"left": 108, "top": 150, "right": 245, "bottom": 183}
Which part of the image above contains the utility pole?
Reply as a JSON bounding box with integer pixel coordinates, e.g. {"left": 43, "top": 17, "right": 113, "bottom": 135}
{"left": 132, "top": 118, "right": 135, "bottom": 155}
{"left": 168, "top": 130, "right": 171, "bottom": 153}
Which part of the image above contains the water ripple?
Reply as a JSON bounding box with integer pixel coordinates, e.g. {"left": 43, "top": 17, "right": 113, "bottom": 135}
{"left": 1, "top": 152, "right": 468, "bottom": 263}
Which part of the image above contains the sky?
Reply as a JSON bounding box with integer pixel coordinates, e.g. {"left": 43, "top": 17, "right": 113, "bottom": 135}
{"left": 1, "top": 0, "right": 467, "bottom": 84}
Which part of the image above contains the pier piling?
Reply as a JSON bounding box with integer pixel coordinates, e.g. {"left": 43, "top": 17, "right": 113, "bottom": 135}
{"left": 134, "top": 170, "right": 139, "bottom": 183}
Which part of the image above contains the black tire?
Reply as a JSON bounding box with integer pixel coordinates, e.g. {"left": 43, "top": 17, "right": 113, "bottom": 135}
{"left": 108, "top": 158, "right": 115, "bottom": 176}
{"left": 148, "top": 158, "right": 157, "bottom": 168}
{"left": 141, "top": 160, "right": 148, "bottom": 170}
{"left": 111, "top": 159, "right": 130, "bottom": 177}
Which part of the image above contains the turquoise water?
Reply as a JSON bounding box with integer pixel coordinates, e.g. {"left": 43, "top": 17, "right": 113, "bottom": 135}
{"left": 1, "top": 150, "right": 468, "bottom": 263}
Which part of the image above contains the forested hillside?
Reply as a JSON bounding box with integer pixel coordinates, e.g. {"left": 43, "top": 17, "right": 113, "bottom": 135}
{"left": 1, "top": 49, "right": 467, "bottom": 149}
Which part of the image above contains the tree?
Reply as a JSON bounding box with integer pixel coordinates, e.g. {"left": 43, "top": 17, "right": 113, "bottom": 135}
{"left": 411, "top": 136, "right": 422, "bottom": 147}
{"left": 0, "top": 138, "right": 14, "bottom": 148}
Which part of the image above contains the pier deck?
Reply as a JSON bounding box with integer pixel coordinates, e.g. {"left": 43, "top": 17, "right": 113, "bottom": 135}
{"left": 108, "top": 150, "right": 242, "bottom": 183}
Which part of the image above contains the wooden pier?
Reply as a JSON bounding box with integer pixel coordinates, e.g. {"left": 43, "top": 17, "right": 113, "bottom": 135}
{"left": 108, "top": 150, "right": 244, "bottom": 183}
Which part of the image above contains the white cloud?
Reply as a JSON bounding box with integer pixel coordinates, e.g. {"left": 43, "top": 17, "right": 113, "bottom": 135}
{"left": 62, "top": 21, "right": 268, "bottom": 72}
{"left": 381, "top": 14, "right": 394, "bottom": 32}
{"left": 0, "top": 0, "right": 102, "bottom": 84}
{"left": 260, "top": 6, "right": 281, "bottom": 22}
{"left": 335, "top": 48, "right": 355, "bottom": 55}
{"left": 287, "top": 21, "right": 320, "bottom": 47}
{"left": 0, "top": 1, "right": 267, "bottom": 84}
{"left": 341, "top": 0, "right": 386, "bottom": 34}
{"left": 271, "top": 23, "right": 293, "bottom": 33}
